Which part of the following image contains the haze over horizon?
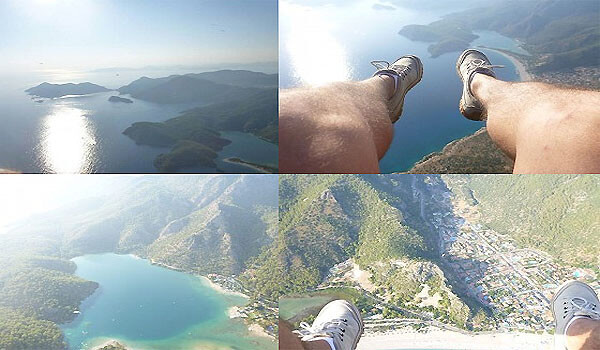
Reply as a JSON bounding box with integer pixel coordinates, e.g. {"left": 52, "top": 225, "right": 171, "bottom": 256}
{"left": 0, "top": 0, "right": 278, "bottom": 75}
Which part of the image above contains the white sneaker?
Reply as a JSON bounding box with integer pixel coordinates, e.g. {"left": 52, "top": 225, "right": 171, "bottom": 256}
{"left": 294, "top": 300, "right": 364, "bottom": 350}
{"left": 551, "top": 280, "right": 600, "bottom": 349}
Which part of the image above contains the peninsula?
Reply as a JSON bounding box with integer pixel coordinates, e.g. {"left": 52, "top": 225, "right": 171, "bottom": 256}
{"left": 108, "top": 96, "right": 133, "bottom": 103}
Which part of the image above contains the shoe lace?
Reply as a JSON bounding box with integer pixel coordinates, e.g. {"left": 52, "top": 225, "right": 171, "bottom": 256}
{"left": 371, "top": 60, "right": 411, "bottom": 79}
{"left": 466, "top": 58, "right": 504, "bottom": 73}
{"left": 568, "top": 297, "right": 600, "bottom": 319}
{"left": 294, "top": 318, "right": 349, "bottom": 342}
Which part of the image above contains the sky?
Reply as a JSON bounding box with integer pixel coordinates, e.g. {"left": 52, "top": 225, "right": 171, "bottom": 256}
{"left": 0, "top": 0, "right": 278, "bottom": 73}
{"left": 0, "top": 175, "right": 140, "bottom": 230}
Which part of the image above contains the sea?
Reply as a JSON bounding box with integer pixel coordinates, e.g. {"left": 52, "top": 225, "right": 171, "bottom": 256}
{"left": 0, "top": 68, "right": 278, "bottom": 174}
{"left": 61, "top": 253, "right": 274, "bottom": 350}
{"left": 280, "top": 0, "right": 526, "bottom": 173}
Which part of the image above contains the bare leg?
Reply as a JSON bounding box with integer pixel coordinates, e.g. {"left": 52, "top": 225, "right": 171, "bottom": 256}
{"left": 566, "top": 318, "right": 600, "bottom": 350}
{"left": 472, "top": 74, "right": 600, "bottom": 173}
{"left": 279, "top": 76, "right": 395, "bottom": 173}
{"left": 279, "top": 319, "right": 331, "bottom": 350}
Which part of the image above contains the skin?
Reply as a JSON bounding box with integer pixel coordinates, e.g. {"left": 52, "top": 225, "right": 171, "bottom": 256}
{"left": 471, "top": 74, "right": 600, "bottom": 174}
{"left": 566, "top": 318, "right": 600, "bottom": 350}
{"left": 280, "top": 309, "right": 600, "bottom": 350}
{"left": 279, "top": 76, "right": 395, "bottom": 174}
{"left": 279, "top": 319, "right": 331, "bottom": 350}
{"left": 279, "top": 71, "right": 600, "bottom": 174}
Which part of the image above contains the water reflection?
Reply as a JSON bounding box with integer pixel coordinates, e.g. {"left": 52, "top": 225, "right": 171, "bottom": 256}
{"left": 39, "top": 105, "right": 96, "bottom": 173}
{"left": 281, "top": 1, "right": 351, "bottom": 86}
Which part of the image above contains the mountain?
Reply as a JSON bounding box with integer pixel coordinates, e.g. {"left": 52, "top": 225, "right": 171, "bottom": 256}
{"left": 0, "top": 175, "right": 278, "bottom": 349}
{"left": 122, "top": 88, "right": 278, "bottom": 172}
{"left": 186, "top": 70, "right": 278, "bottom": 88}
{"left": 399, "top": 0, "right": 600, "bottom": 71}
{"left": 25, "top": 82, "right": 111, "bottom": 98}
{"left": 443, "top": 174, "right": 600, "bottom": 271}
{"left": 117, "top": 70, "right": 277, "bottom": 104}
{"left": 263, "top": 174, "right": 599, "bottom": 333}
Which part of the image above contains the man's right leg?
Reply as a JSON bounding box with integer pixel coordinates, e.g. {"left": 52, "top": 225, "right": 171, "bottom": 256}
{"left": 551, "top": 280, "right": 600, "bottom": 350}
{"left": 456, "top": 49, "right": 600, "bottom": 174}
{"left": 472, "top": 75, "right": 600, "bottom": 173}
{"left": 565, "top": 318, "right": 600, "bottom": 350}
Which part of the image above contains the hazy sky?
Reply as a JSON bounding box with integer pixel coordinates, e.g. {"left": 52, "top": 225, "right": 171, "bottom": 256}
{"left": 0, "top": 0, "right": 277, "bottom": 73}
{"left": 0, "top": 175, "right": 140, "bottom": 230}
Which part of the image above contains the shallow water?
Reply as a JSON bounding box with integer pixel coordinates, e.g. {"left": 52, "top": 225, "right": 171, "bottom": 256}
{"left": 61, "top": 253, "right": 275, "bottom": 350}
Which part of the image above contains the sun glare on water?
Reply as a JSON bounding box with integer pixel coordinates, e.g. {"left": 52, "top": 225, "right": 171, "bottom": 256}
{"left": 39, "top": 105, "right": 97, "bottom": 174}
{"left": 281, "top": 1, "right": 351, "bottom": 87}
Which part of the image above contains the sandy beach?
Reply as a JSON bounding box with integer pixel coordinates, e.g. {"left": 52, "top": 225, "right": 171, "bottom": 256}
{"left": 483, "top": 48, "right": 533, "bottom": 82}
{"left": 248, "top": 323, "right": 276, "bottom": 340}
{"left": 357, "top": 328, "right": 553, "bottom": 350}
{"left": 200, "top": 276, "right": 249, "bottom": 298}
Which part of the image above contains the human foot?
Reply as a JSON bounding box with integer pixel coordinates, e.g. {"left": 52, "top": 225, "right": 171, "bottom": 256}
{"left": 551, "top": 280, "right": 600, "bottom": 349}
{"left": 456, "top": 49, "right": 503, "bottom": 121}
{"left": 294, "top": 300, "right": 364, "bottom": 350}
{"left": 372, "top": 55, "right": 423, "bottom": 123}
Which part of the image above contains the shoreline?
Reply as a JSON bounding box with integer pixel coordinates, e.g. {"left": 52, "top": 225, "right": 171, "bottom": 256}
{"left": 480, "top": 47, "right": 533, "bottom": 82}
{"left": 200, "top": 276, "right": 250, "bottom": 299}
{"left": 357, "top": 328, "right": 553, "bottom": 350}
{"left": 222, "top": 157, "right": 276, "bottom": 174}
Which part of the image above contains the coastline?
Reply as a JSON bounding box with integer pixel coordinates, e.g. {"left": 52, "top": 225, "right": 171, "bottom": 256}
{"left": 200, "top": 275, "right": 249, "bottom": 299}
{"left": 222, "top": 157, "right": 276, "bottom": 174}
{"left": 480, "top": 47, "right": 533, "bottom": 82}
{"left": 357, "top": 328, "right": 553, "bottom": 350}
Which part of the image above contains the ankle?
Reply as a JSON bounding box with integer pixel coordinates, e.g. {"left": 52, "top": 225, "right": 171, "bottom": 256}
{"left": 369, "top": 74, "right": 395, "bottom": 99}
{"left": 470, "top": 73, "right": 489, "bottom": 97}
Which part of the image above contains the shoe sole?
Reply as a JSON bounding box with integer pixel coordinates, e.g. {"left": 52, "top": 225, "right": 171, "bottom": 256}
{"left": 392, "top": 54, "right": 423, "bottom": 123}
{"left": 456, "top": 49, "right": 486, "bottom": 121}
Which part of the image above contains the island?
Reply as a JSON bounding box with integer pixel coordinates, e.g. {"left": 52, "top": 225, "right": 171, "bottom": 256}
{"left": 25, "top": 82, "right": 111, "bottom": 98}
{"left": 108, "top": 96, "right": 133, "bottom": 103}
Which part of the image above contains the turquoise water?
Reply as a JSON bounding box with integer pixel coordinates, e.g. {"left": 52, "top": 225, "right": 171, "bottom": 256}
{"left": 61, "top": 253, "right": 275, "bottom": 350}
{"left": 280, "top": 0, "right": 523, "bottom": 173}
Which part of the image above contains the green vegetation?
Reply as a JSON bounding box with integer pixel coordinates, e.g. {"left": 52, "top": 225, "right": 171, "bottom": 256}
{"left": 408, "top": 128, "right": 513, "bottom": 174}
{"left": 399, "top": 20, "right": 477, "bottom": 57}
{"left": 399, "top": 0, "right": 599, "bottom": 72}
{"left": 444, "top": 175, "right": 600, "bottom": 272}
{"left": 0, "top": 256, "right": 98, "bottom": 350}
{"left": 154, "top": 140, "right": 218, "bottom": 172}
{"left": 122, "top": 88, "right": 277, "bottom": 172}
{"left": 0, "top": 307, "right": 67, "bottom": 350}
{"left": 0, "top": 176, "right": 278, "bottom": 348}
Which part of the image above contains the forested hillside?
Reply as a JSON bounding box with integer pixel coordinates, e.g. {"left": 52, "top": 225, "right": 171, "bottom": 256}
{"left": 269, "top": 174, "right": 599, "bottom": 330}
{"left": 444, "top": 175, "right": 600, "bottom": 272}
